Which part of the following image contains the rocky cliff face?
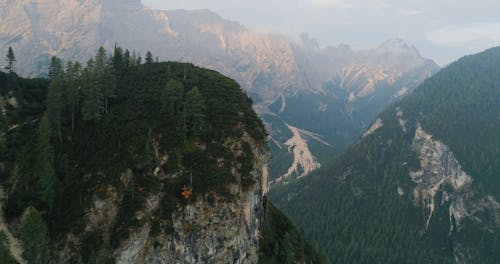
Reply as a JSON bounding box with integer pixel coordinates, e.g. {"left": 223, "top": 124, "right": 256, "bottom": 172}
{"left": 409, "top": 124, "right": 500, "bottom": 263}
{"left": 0, "top": 0, "right": 439, "bottom": 181}
{"left": 49, "top": 135, "right": 269, "bottom": 264}
{"left": 113, "top": 145, "right": 268, "bottom": 264}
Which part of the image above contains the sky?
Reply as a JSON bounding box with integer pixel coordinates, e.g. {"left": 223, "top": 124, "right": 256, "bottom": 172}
{"left": 141, "top": 0, "right": 500, "bottom": 65}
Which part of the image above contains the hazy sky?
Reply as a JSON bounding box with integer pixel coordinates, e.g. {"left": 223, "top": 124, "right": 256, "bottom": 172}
{"left": 141, "top": 0, "right": 500, "bottom": 65}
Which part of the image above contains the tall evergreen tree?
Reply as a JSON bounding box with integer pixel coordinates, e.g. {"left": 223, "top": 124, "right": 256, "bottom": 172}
{"left": 103, "top": 65, "right": 116, "bottom": 113}
{"left": 20, "top": 208, "right": 49, "bottom": 264}
{"left": 64, "top": 61, "right": 82, "bottom": 131}
{"left": 46, "top": 57, "right": 65, "bottom": 141}
{"left": 112, "top": 45, "right": 125, "bottom": 74}
{"left": 48, "top": 56, "right": 63, "bottom": 80}
{"left": 124, "top": 49, "right": 131, "bottom": 70}
{"left": 82, "top": 59, "right": 103, "bottom": 121}
{"left": 136, "top": 52, "right": 142, "bottom": 65}
{"left": 145, "top": 51, "right": 154, "bottom": 64}
{"left": 94, "top": 47, "right": 115, "bottom": 113}
{"left": 4, "top": 47, "right": 15, "bottom": 74}
{"left": 35, "top": 114, "right": 56, "bottom": 210}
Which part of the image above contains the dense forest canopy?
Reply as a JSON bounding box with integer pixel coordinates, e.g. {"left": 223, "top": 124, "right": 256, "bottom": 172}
{"left": 271, "top": 47, "right": 500, "bottom": 263}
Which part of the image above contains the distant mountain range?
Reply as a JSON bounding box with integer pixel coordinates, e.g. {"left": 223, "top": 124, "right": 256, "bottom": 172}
{"left": 271, "top": 47, "right": 500, "bottom": 263}
{"left": 0, "top": 0, "right": 439, "bottom": 181}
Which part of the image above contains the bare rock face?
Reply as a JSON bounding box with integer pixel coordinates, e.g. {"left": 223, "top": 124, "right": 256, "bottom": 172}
{"left": 0, "top": 0, "right": 437, "bottom": 102}
{"left": 408, "top": 124, "right": 500, "bottom": 263}
{"left": 0, "top": 0, "right": 439, "bottom": 180}
{"left": 112, "top": 146, "right": 267, "bottom": 264}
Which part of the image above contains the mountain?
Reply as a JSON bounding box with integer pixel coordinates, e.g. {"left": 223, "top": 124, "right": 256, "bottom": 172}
{"left": 0, "top": 0, "right": 439, "bottom": 182}
{"left": 270, "top": 47, "right": 500, "bottom": 263}
{"left": 0, "top": 54, "right": 325, "bottom": 263}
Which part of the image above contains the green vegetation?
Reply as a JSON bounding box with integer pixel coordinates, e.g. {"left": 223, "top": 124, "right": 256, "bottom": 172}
{"left": 20, "top": 208, "right": 49, "bottom": 264}
{"left": 259, "top": 197, "right": 329, "bottom": 264}
{"left": 271, "top": 47, "right": 500, "bottom": 263}
{"left": 1, "top": 46, "right": 312, "bottom": 263}
{"left": 0, "top": 231, "right": 16, "bottom": 264}
{"left": 4, "top": 47, "right": 15, "bottom": 74}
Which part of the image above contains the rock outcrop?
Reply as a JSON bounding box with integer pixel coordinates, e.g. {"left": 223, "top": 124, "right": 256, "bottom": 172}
{"left": 112, "top": 147, "right": 268, "bottom": 264}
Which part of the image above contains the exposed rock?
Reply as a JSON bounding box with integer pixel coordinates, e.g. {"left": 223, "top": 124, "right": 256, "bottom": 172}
{"left": 362, "top": 118, "right": 383, "bottom": 138}
{"left": 272, "top": 124, "right": 321, "bottom": 184}
{"left": 410, "top": 124, "right": 500, "bottom": 234}
{"left": 396, "top": 107, "right": 407, "bottom": 133}
{"left": 111, "top": 138, "right": 268, "bottom": 264}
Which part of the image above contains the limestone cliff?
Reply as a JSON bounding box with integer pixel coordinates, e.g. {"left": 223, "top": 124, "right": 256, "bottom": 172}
{"left": 52, "top": 136, "right": 269, "bottom": 264}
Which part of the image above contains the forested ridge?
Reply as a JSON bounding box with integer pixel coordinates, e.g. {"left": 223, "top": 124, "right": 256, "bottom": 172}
{"left": 271, "top": 47, "right": 500, "bottom": 263}
{"left": 0, "top": 46, "right": 325, "bottom": 263}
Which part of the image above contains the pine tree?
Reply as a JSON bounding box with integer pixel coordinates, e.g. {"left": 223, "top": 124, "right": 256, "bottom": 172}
{"left": 136, "top": 52, "right": 142, "bottom": 65}
{"left": 35, "top": 114, "right": 55, "bottom": 210}
{"left": 65, "top": 61, "right": 82, "bottom": 131}
{"left": 4, "top": 47, "right": 15, "bottom": 74}
{"left": 95, "top": 47, "right": 115, "bottom": 113}
{"left": 48, "top": 56, "right": 63, "bottom": 79}
{"left": 145, "top": 51, "right": 154, "bottom": 64}
{"left": 46, "top": 57, "right": 65, "bottom": 141}
{"left": 103, "top": 66, "right": 116, "bottom": 113}
{"left": 112, "top": 45, "right": 125, "bottom": 74}
{"left": 20, "top": 208, "right": 49, "bottom": 264}
{"left": 124, "top": 49, "right": 131, "bottom": 70}
{"left": 82, "top": 58, "right": 103, "bottom": 121}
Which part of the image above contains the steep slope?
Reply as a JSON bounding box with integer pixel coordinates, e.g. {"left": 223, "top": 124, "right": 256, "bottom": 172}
{"left": 271, "top": 47, "right": 500, "bottom": 263}
{"left": 0, "top": 56, "right": 324, "bottom": 263}
{"left": 0, "top": 0, "right": 439, "bottom": 181}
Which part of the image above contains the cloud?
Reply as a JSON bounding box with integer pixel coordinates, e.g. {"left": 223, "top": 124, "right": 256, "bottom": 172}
{"left": 400, "top": 9, "right": 424, "bottom": 16}
{"left": 309, "top": 0, "right": 388, "bottom": 9}
{"left": 310, "top": 0, "right": 346, "bottom": 8}
{"left": 427, "top": 22, "right": 500, "bottom": 47}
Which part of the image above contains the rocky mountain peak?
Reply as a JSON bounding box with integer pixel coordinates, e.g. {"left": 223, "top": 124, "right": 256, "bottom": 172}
{"left": 374, "top": 38, "right": 423, "bottom": 63}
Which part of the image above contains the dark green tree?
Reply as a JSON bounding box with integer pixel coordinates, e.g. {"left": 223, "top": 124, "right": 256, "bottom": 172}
{"left": 112, "top": 45, "right": 125, "bottom": 74}
{"left": 82, "top": 58, "right": 102, "bottom": 121}
{"left": 4, "top": 47, "right": 15, "bottom": 74}
{"left": 145, "top": 51, "right": 154, "bottom": 64}
{"left": 123, "top": 49, "right": 131, "bottom": 70}
{"left": 64, "top": 61, "right": 82, "bottom": 131}
{"left": 48, "top": 56, "right": 63, "bottom": 80}
{"left": 95, "top": 47, "right": 116, "bottom": 113}
{"left": 136, "top": 52, "right": 142, "bottom": 65}
{"left": 35, "top": 114, "right": 55, "bottom": 210}
{"left": 20, "top": 208, "right": 49, "bottom": 264}
{"left": 46, "top": 57, "right": 65, "bottom": 141}
{"left": 0, "top": 232, "right": 15, "bottom": 264}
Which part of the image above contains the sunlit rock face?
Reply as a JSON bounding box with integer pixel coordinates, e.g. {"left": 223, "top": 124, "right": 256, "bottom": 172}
{"left": 0, "top": 0, "right": 439, "bottom": 181}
